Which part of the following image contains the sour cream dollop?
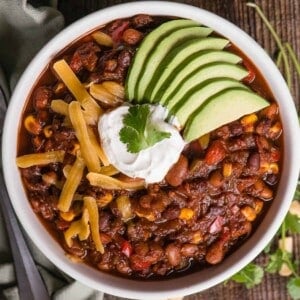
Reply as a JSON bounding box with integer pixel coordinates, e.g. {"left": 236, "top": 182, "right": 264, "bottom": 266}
{"left": 98, "top": 104, "right": 185, "bottom": 184}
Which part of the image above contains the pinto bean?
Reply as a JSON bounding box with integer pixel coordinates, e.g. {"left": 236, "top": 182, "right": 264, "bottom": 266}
{"left": 165, "top": 155, "right": 188, "bottom": 186}
{"left": 181, "top": 244, "right": 198, "bottom": 257}
{"left": 116, "top": 259, "right": 132, "bottom": 275}
{"left": 166, "top": 243, "right": 181, "bottom": 266}
{"left": 122, "top": 28, "right": 143, "bottom": 45}
{"left": 205, "top": 230, "right": 230, "bottom": 265}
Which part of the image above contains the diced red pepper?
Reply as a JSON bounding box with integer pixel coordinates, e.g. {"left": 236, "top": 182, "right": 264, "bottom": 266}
{"left": 111, "top": 21, "right": 130, "bottom": 44}
{"left": 243, "top": 60, "right": 256, "bottom": 84}
{"left": 121, "top": 240, "right": 133, "bottom": 258}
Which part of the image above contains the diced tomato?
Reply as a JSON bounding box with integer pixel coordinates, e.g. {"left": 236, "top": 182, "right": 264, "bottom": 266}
{"left": 121, "top": 240, "right": 133, "bottom": 258}
{"left": 243, "top": 60, "right": 256, "bottom": 84}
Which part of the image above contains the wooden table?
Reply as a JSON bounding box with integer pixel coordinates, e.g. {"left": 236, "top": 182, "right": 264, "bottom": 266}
{"left": 56, "top": 1, "right": 300, "bottom": 299}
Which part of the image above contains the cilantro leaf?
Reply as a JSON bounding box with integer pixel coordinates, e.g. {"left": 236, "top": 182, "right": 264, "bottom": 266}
{"left": 285, "top": 212, "right": 300, "bottom": 233}
{"left": 287, "top": 277, "right": 300, "bottom": 300}
{"left": 265, "top": 249, "right": 284, "bottom": 273}
{"left": 119, "top": 105, "right": 171, "bottom": 153}
{"left": 231, "top": 263, "right": 264, "bottom": 288}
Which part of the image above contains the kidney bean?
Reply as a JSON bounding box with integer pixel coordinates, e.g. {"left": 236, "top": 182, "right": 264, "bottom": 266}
{"left": 64, "top": 240, "right": 87, "bottom": 259}
{"left": 247, "top": 152, "right": 260, "bottom": 171}
{"left": 205, "top": 140, "right": 226, "bottom": 165}
{"left": 33, "top": 86, "right": 53, "bottom": 111}
{"left": 165, "top": 154, "right": 188, "bottom": 186}
{"left": 117, "top": 49, "right": 132, "bottom": 69}
{"left": 133, "top": 14, "right": 154, "bottom": 28}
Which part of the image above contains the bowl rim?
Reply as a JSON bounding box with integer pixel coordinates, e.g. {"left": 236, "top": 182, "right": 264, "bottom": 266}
{"left": 2, "top": 1, "right": 300, "bottom": 299}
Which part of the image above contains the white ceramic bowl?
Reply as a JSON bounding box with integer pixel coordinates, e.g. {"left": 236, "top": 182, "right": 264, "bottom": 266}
{"left": 3, "top": 2, "right": 300, "bottom": 299}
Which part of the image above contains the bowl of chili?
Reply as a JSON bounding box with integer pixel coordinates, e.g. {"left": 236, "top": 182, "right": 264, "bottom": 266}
{"left": 2, "top": 1, "right": 300, "bottom": 299}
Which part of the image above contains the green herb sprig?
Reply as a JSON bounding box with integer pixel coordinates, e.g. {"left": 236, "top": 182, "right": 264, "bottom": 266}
{"left": 230, "top": 3, "right": 300, "bottom": 299}
{"left": 119, "top": 104, "right": 171, "bottom": 153}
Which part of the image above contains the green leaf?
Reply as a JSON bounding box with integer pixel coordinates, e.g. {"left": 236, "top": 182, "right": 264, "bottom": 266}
{"left": 265, "top": 249, "right": 283, "bottom": 273}
{"left": 264, "top": 242, "right": 272, "bottom": 254}
{"left": 285, "top": 212, "right": 300, "bottom": 234}
{"left": 119, "top": 104, "right": 171, "bottom": 153}
{"left": 287, "top": 277, "right": 300, "bottom": 300}
{"left": 231, "top": 263, "right": 264, "bottom": 288}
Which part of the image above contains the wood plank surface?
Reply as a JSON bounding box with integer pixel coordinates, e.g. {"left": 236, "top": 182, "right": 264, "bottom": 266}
{"left": 56, "top": 1, "right": 300, "bottom": 299}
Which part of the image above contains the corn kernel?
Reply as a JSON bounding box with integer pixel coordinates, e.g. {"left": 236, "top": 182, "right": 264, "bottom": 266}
{"left": 60, "top": 210, "right": 76, "bottom": 222}
{"left": 222, "top": 163, "right": 232, "bottom": 177}
{"left": 241, "top": 114, "right": 258, "bottom": 126}
{"left": 179, "top": 208, "right": 194, "bottom": 220}
{"left": 42, "top": 171, "right": 57, "bottom": 185}
{"left": 241, "top": 206, "right": 257, "bottom": 221}
{"left": 269, "top": 163, "right": 279, "bottom": 174}
{"left": 43, "top": 125, "right": 53, "bottom": 138}
{"left": 254, "top": 199, "right": 264, "bottom": 214}
{"left": 198, "top": 133, "right": 210, "bottom": 149}
{"left": 70, "top": 143, "right": 80, "bottom": 156}
{"left": 53, "top": 82, "right": 66, "bottom": 95}
{"left": 24, "top": 115, "right": 42, "bottom": 135}
{"left": 191, "top": 231, "right": 203, "bottom": 244}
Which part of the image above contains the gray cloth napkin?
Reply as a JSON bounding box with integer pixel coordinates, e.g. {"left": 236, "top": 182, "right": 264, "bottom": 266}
{"left": 0, "top": 1, "right": 104, "bottom": 299}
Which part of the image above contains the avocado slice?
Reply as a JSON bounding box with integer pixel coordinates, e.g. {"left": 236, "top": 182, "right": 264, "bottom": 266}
{"left": 134, "top": 26, "right": 213, "bottom": 102}
{"left": 162, "top": 62, "right": 249, "bottom": 108}
{"left": 125, "top": 19, "right": 199, "bottom": 101}
{"left": 146, "top": 38, "right": 231, "bottom": 102}
{"left": 172, "top": 78, "right": 248, "bottom": 126}
{"left": 152, "top": 50, "right": 242, "bottom": 104}
{"left": 183, "top": 88, "right": 270, "bottom": 142}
